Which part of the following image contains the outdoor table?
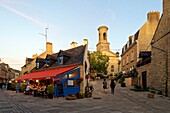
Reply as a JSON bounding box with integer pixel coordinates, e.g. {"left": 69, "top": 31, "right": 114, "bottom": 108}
{"left": 32, "top": 88, "right": 38, "bottom": 97}
{"left": 37, "top": 89, "right": 45, "bottom": 97}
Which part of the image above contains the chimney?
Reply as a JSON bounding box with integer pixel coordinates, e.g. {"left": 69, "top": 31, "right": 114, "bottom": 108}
{"left": 46, "top": 42, "right": 53, "bottom": 53}
{"left": 83, "top": 39, "right": 88, "bottom": 45}
{"left": 32, "top": 53, "right": 38, "bottom": 59}
{"left": 147, "top": 11, "right": 160, "bottom": 22}
{"left": 70, "top": 42, "right": 78, "bottom": 49}
{"left": 116, "top": 52, "right": 119, "bottom": 57}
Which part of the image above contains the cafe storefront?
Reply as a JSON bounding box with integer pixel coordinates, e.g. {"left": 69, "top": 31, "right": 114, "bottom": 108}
{"left": 54, "top": 68, "right": 80, "bottom": 97}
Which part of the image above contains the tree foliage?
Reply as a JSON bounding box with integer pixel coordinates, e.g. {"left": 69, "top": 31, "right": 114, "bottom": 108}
{"left": 90, "top": 51, "right": 109, "bottom": 74}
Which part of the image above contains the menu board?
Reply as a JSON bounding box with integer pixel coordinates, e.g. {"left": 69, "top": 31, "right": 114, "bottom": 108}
{"left": 57, "top": 84, "right": 64, "bottom": 94}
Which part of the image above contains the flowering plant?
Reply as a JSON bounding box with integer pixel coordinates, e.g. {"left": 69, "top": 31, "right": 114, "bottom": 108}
{"left": 77, "top": 77, "right": 83, "bottom": 83}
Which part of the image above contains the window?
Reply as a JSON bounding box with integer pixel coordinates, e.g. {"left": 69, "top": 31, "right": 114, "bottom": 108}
{"left": 58, "top": 56, "right": 63, "bottom": 65}
{"left": 129, "top": 39, "right": 132, "bottom": 46}
{"left": 123, "top": 58, "right": 125, "bottom": 66}
{"left": 68, "top": 80, "right": 74, "bottom": 86}
{"left": 125, "top": 44, "right": 127, "bottom": 50}
{"left": 36, "top": 62, "right": 39, "bottom": 69}
{"left": 122, "top": 48, "right": 124, "bottom": 54}
{"left": 126, "top": 55, "right": 129, "bottom": 64}
{"left": 131, "top": 51, "right": 134, "bottom": 61}
{"left": 61, "top": 75, "right": 67, "bottom": 80}
{"left": 84, "top": 61, "right": 87, "bottom": 74}
{"left": 103, "top": 32, "right": 106, "bottom": 40}
{"left": 69, "top": 71, "right": 78, "bottom": 78}
{"left": 111, "top": 65, "right": 114, "bottom": 72}
{"left": 46, "top": 59, "right": 50, "bottom": 67}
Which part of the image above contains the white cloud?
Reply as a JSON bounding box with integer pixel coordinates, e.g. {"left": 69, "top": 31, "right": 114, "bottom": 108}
{"left": 0, "top": 3, "right": 46, "bottom": 28}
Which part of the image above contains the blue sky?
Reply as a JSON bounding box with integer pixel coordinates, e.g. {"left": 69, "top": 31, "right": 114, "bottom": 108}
{"left": 0, "top": 0, "right": 162, "bottom": 70}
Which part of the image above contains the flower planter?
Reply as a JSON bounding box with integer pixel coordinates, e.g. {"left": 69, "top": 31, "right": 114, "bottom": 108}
{"left": 76, "top": 92, "right": 84, "bottom": 99}
{"left": 48, "top": 94, "right": 53, "bottom": 99}
{"left": 66, "top": 95, "right": 77, "bottom": 100}
{"left": 85, "top": 92, "right": 92, "bottom": 98}
{"left": 121, "top": 83, "right": 126, "bottom": 87}
{"left": 148, "top": 93, "right": 154, "bottom": 98}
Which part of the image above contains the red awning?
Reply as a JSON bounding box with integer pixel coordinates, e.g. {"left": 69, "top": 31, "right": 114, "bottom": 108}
{"left": 15, "top": 66, "right": 77, "bottom": 81}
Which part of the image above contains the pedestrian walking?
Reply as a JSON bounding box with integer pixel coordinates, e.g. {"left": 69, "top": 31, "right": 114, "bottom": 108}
{"left": 110, "top": 79, "right": 116, "bottom": 94}
{"left": 89, "top": 85, "right": 94, "bottom": 92}
{"left": 103, "top": 79, "right": 108, "bottom": 93}
{"left": 15, "top": 82, "right": 19, "bottom": 93}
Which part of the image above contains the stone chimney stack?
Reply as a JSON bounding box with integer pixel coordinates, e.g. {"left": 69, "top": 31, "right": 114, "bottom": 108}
{"left": 83, "top": 39, "right": 88, "bottom": 45}
{"left": 46, "top": 42, "right": 53, "bottom": 53}
{"left": 32, "top": 53, "right": 38, "bottom": 59}
{"left": 147, "top": 11, "right": 160, "bottom": 22}
{"left": 70, "top": 42, "right": 78, "bottom": 49}
{"left": 163, "top": 0, "right": 170, "bottom": 16}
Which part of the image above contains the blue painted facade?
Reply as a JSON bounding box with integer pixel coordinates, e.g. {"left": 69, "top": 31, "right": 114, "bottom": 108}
{"left": 54, "top": 68, "right": 80, "bottom": 97}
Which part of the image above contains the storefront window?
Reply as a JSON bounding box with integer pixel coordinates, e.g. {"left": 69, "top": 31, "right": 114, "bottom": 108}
{"left": 69, "top": 71, "right": 78, "bottom": 78}
{"left": 68, "top": 80, "right": 74, "bottom": 86}
{"left": 61, "top": 75, "right": 67, "bottom": 79}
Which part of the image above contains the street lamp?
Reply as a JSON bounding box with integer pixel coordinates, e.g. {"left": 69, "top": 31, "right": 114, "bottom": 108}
{"left": 152, "top": 45, "right": 168, "bottom": 97}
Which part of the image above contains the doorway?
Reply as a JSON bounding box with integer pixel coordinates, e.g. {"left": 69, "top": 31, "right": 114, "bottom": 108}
{"left": 142, "top": 71, "right": 147, "bottom": 89}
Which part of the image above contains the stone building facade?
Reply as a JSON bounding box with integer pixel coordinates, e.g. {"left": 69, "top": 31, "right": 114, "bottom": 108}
{"left": 96, "top": 26, "right": 119, "bottom": 75}
{"left": 20, "top": 42, "right": 53, "bottom": 75}
{"left": 0, "top": 63, "right": 20, "bottom": 88}
{"left": 150, "top": 0, "right": 170, "bottom": 96}
{"left": 121, "top": 11, "right": 160, "bottom": 86}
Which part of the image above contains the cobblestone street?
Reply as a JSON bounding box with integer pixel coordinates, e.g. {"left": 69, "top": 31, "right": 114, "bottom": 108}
{"left": 0, "top": 79, "right": 170, "bottom": 113}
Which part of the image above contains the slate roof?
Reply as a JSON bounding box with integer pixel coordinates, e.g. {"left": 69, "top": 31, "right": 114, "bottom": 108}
{"left": 60, "top": 45, "right": 85, "bottom": 65}
{"left": 31, "top": 45, "right": 86, "bottom": 72}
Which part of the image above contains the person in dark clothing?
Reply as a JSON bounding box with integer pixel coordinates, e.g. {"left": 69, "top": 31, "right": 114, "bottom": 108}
{"left": 89, "top": 85, "right": 94, "bottom": 92}
{"left": 110, "top": 79, "right": 116, "bottom": 94}
{"left": 103, "top": 79, "right": 108, "bottom": 93}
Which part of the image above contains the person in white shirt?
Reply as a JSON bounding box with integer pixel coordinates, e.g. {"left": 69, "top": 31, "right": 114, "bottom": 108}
{"left": 26, "top": 84, "right": 31, "bottom": 91}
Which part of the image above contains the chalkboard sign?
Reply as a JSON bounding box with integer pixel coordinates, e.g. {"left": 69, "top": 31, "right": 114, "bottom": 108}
{"left": 57, "top": 84, "right": 64, "bottom": 94}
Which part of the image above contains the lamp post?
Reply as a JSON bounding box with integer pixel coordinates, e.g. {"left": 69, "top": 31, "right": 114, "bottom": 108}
{"left": 152, "top": 45, "right": 168, "bottom": 97}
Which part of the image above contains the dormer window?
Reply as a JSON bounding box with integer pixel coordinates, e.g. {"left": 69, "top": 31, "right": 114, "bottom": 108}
{"left": 129, "top": 39, "right": 132, "bottom": 46}
{"left": 46, "top": 59, "right": 50, "bottom": 67}
{"left": 58, "top": 56, "right": 63, "bottom": 65}
{"left": 36, "top": 62, "right": 39, "bottom": 69}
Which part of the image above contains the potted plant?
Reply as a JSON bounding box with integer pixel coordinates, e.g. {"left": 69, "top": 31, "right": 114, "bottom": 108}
{"left": 76, "top": 92, "right": 84, "bottom": 99}
{"left": 21, "top": 83, "right": 27, "bottom": 93}
{"left": 66, "top": 94, "right": 77, "bottom": 100}
{"left": 47, "top": 84, "right": 54, "bottom": 99}
{"left": 11, "top": 82, "right": 16, "bottom": 91}
{"left": 119, "top": 76, "right": 126, "bottom": 87}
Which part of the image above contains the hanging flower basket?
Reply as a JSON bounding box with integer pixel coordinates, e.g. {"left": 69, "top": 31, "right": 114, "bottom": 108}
{"left": 77, "top": 77, "right": 83, "bottom": 83}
